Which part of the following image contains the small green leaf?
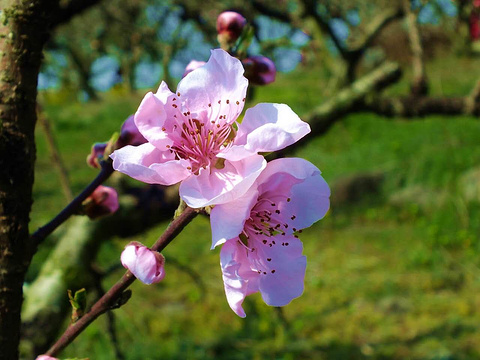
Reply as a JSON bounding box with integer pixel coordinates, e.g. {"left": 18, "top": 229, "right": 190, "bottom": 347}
{"left": 68, "top": 288, "right": 87, "bottom": 323}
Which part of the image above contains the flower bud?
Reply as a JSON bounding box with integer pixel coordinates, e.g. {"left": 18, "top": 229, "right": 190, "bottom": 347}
{"left": 216, "top": 11, "right": 247, "bottom": 48}
{"left": 36, "top": 356, "right": 58, "bottom": 360}
{"left": 116, "top": 115, "right": 147, "bottom": 148}
{"left": 121, "top": 242, "right": 165, "bottom": 284}
{"left": 242, "top": 56, "right": 276, "bottom": 85}
{"left": 86, "top": 142, "right": 108, "bottom": 168}
{"left": 83, "top": 185, "right": 119, "bottom": 219}
{"left": 183, "top": 60, "right": 206, "bottom": 78}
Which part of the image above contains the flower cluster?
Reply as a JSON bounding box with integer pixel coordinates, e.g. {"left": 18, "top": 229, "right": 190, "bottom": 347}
{"left": 112, "top": 48, "right": 330, "bottom": 316}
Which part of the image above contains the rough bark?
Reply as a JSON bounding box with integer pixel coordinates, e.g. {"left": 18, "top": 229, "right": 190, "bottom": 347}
{"left": 0, "top": 1, "right": 101, "bottom": 358}
{"left": 0, "top": 2, "right": 55, "bottom": 359}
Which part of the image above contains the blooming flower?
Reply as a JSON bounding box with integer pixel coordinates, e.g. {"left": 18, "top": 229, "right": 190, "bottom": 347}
{"left": 210, "top": 158, "right": 330, "bottom": 317}
{"left": 83, "top": 185, "right": 119, "bottom": 219}
{"left": 121, "top": 242, "right": 166, "bottom": 285}
{"left": 182, "top": 60, "right": 206, "bottom": 78}
{"left": 242, "top": 56, "right": 276, "bottom": 86}
{"left": 111, "top": 49, "right": 310, "bottom": 208}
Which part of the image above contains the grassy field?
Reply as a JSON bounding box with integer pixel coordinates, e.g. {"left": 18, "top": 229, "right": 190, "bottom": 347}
{"left": 30, "top": 54, "right": 480, "bottom": 359}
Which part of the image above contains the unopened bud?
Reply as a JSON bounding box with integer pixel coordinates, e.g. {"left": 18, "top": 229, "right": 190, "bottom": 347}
{"left": 121, "top": 242, "right": 166, "bottom": 285}
{"left": 87, "top": 142, "right": 108, "bottom": 168}
{"left": 242, "top": 56, "right": 276, "bottom": 85}
{"left": 83, "top": 185, "right": 119, "bottom": 219}
{"left": 36, "top": 356, "right": 58, "bottom": 360}
{"left": 116, "top": 115, "right": 147, "bottom": 148}
{"left": 183, "top": 60, "right": 206, "bottom": 78}
{"left": 217, "top": 11, "right": 247, "bottom": 49}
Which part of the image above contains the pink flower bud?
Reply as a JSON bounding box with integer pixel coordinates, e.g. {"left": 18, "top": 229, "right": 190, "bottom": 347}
{"left": 183, "top": 60, "right": 206, "bottom": 78}
{"left": 86, "top": 142, "right": 108, "bottom": 168}
{"left": 216, "top": 11, "right": 247, "bottom": 46}
{"left": 242, "top": 56, "right": 276, "bottom": 85}
{"left": 116, "top": 115, "right": 147, "bottom": 148}
{"left": 83, "top": 185, "right": 119, "bottom": 219}
{"left": 36, "top": 356, "right": 58, "bottom": 360}
{"left": 121, "top": 242, "right": 165, "bottom": 284}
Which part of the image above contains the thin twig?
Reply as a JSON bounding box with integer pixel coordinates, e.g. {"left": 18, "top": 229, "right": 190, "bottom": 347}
{"left": 45, "top": 206, "right": 198, "bottom": 357}
{"left": 30, "top": 160, "right": 114, "bottom": 247}
{"left": 38, "top": 109, "right": 74, "bottom": 202}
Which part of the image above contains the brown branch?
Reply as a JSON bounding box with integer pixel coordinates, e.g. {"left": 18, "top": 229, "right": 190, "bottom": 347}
{"left": 360, "top": 95, "right": 470, "bottom": 117}
{"left": 30, "top": 160, "right": 114, "bottom": 247}
{"left": 403, "top": 0, "right": 428, "bottom": 95}
{"left": 45, "top": 206, "right": 199, "bottom": 357}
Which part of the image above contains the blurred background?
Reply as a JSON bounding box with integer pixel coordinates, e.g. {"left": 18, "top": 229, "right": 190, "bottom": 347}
{"left": 23, "top": 0, "right": 480, "bottom": 359}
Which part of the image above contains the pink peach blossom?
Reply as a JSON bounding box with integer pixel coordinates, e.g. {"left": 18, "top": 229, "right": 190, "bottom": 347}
{"left": 210, "top": 158, "right": 330, "bottom": 317}
{"left": 121, "top": 242, "right": 165, "bottom": 285}
{"left": 35, "top": 356, "right": 58, "bottom": 360}
{"left": 111, "top": 49, "right": 310, "bottom": 208}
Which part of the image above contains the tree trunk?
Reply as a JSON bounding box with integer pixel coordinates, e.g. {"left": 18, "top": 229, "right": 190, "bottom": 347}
{"left": 0, "top": 1, "right": 54, "bottom": 359}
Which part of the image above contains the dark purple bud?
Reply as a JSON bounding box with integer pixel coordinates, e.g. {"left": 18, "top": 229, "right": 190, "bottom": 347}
{"left": 116, "top": 115, "right": 147, "bottom": 148}
{"left": 242, "top": 56, "right": 276, "bottom": 85}
{"left": 87, "top": 142, "right": 108, "bottom": 169}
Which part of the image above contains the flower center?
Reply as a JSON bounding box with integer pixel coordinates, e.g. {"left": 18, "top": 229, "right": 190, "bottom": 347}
{"left": 169, "top": 116, "right": 234, "bottom": 174}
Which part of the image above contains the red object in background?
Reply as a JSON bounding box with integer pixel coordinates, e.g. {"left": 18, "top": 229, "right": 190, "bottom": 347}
{"left": 470, "top": 12, "right": 480, "bottom": 40}
{"left": 474, "top": 0, "right": 480, "bottom": 8}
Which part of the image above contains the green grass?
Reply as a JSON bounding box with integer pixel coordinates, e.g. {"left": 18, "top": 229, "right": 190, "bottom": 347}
{"left": 30, "top": 54, "right": 480, "bottom": 359}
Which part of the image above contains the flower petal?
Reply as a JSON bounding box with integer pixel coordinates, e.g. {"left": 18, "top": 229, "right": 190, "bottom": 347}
{"left": 257, "top": 158, "right": 330, "bottom": 230}
{"left": 220, "top": 240, "right": 257, "bottom": 318}
{"left": 111, "top": 143, "right": 190, "bottom": 185}
{"left": 221, "top": 103, "right": 310, "bottom": 161}
{"left": 254, "top": 235, "right": 306, "bottom": 307}
{"left": 210, "top": 185, "right": 259, "bottom": 249}
{"left": 134, "top": 84, "right": 175, "bottom": 150}
{"left": 179, "top": 154, "right": 266, "bottom": 208}
{"left": 176, "top": 49, "right": 247, "bottom": 120}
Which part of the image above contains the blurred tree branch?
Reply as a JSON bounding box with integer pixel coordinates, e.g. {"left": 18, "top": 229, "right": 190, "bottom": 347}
{"left": 52, "top": 0, "right": 104, "bottom": 27}
{"left": 403, "top": 0, "right": 428, "bottom": 96}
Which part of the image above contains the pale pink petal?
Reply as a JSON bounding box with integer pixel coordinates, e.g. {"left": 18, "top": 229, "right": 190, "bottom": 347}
{"left": 257, "top": 158, "right": 330, "bottom": 230}
{"left": 210, "top": 185, "right": 259, "bottom": 249}
{"left": 254, "top": 235, "right": 306, "bottom": 306}
{"left": 177, "top": 49, "right": 247, "bottom": 120}
{"left": 179, "top": 155, "right": 266, "bottom": 208}
{"left": 220, "top": 240, "right": 255, "bottom": 318}
{"left": 111, "top": 143, "right": 190, "bottom": 185}
{"left": 183, "top": 60, "right": 206, "bottom": 77}
{"left": 221, "top": 103, "right": 310, "bottom": 161}
{"left": 134, "top": 86, "right": 174, "bottom": 150}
